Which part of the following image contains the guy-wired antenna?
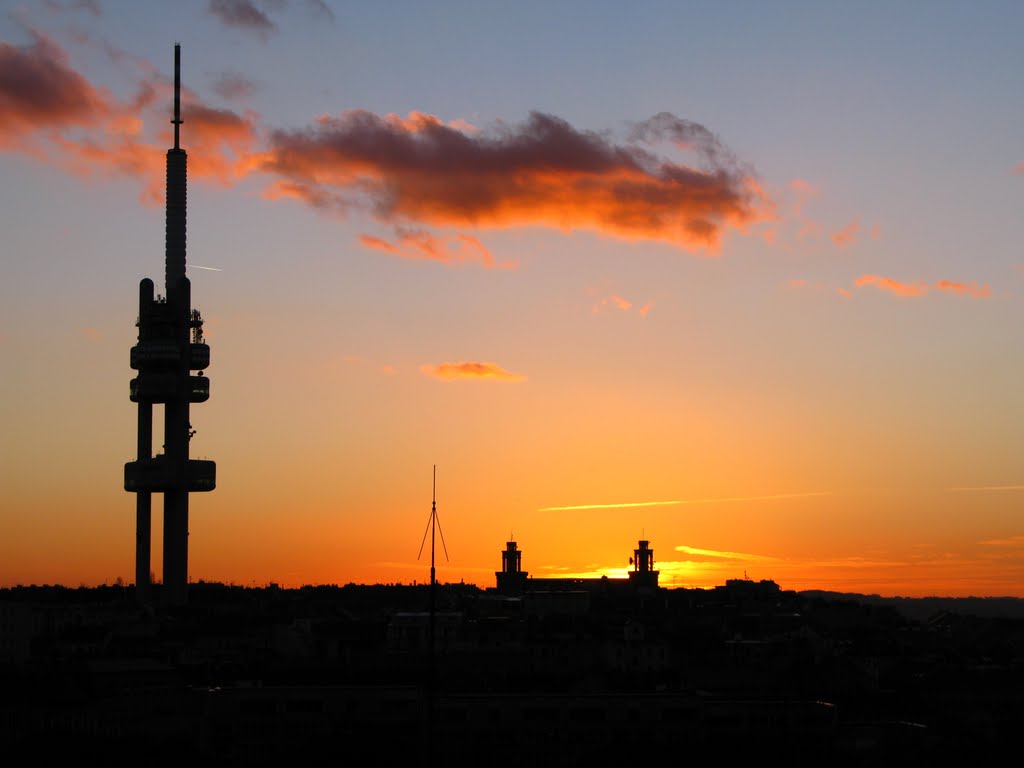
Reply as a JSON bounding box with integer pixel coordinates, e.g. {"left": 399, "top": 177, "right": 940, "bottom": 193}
{"left": 418, "top": 464, "right": 449, "bottom": 582}
{"left": 417, "top": 464, "right": 448, "bottom": 759}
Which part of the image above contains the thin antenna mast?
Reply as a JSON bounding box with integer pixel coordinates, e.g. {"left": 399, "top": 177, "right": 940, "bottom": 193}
{"left": 416, "top": 464, "right": 448, "bottom": 761}
{"left": 417, "top": 465, "right": 450, "bottom": 578}
{"left": 172, "top": 43, "right": 182, "bottom": 150}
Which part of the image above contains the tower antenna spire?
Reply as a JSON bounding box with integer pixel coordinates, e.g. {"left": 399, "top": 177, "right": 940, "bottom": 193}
{"left": 172, "top": 43, "right": 182, "bottom": 150}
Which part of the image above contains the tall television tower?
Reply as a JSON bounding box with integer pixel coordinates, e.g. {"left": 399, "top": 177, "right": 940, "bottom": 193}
{"left": 125, "top": 45, "right": 216, "bottom": 606}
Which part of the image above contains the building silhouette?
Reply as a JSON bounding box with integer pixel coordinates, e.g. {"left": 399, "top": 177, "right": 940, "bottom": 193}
{"left": 496, "top": 537, "right": 660, "bottom": 596}
{"left": 628, "top": 539, "right": 658, "bottom": 590}
{"left": 495, "top": 539, "right": 528, "bottom": 594}
{"left": 124, "top": 46, "right": 215, "bottom": 606}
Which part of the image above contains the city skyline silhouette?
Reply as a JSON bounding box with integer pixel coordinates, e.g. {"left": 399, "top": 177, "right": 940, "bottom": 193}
{"left": 3, "top": 4, "right": 1024, "bottom": 599}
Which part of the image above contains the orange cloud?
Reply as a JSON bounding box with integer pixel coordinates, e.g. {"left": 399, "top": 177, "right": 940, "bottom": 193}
{"left": 831, "top": 219, "right": 860, "bottom": 248}
{"left": 1, "top": 33, "right": 259, "bottom": 202}
{"left": 44, "top": 93, "right": 258, "bottom": 203}
{"left": 935, "top": 280, "right": 991, "bottom": 298}
{"left": 358, "top": 234, "right": 397, "bottom": 254}
{"left": 420, "top": 362, "right": 526, "bottom": 382}
{"left": 260, "top": 110, "right": 767, "bottom": 251}
{"left": 592, "top": 293, "right": 654, "bottom": 315}
{"left": 0, "top": 30, "right": 111, "bottom": 147}
{"left": 854, "top": 274, "right": 928, "bottom": 298}
{"left": 262, "top": 179, "right": 337, "bottom": 209}
{"left": 358, "top": 228, "right": 514, "bottom": 269}
{"left": 4, "top": 39, "right": 765, "bottom": 255}
{"left": 175, "top": 100, "right": 258, "bottom": 183}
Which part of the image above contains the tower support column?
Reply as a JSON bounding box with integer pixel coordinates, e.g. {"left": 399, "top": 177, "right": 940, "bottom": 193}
{"left": 135, "top": 402, "right": 152, "bottom": 602}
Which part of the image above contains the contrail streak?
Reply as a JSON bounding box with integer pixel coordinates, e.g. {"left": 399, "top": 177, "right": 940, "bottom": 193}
{"left": 187, "top": 264, "right": 223, "bottom": 271}
{"left": 950, "top": 485, "right": 1024, "bottom": 492}
{"left": 538, "top": 491, "right": 830, "bottom": 512}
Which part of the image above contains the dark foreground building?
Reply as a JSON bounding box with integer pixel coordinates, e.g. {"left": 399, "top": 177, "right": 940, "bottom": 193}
{"left": 4, "top": 574, "right": 1022, "bottom": 765}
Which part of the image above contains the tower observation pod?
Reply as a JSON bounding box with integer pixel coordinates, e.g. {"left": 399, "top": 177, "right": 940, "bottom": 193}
{"left": 125, "top": 45, "right": 215, "bottom": 607}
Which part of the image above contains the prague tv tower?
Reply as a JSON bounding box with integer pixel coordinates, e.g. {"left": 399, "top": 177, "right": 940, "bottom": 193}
{"left": 125, "top": 45, "right": 216, "bottom": 606}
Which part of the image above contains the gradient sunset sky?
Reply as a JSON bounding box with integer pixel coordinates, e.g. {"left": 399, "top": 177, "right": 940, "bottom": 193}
{"left": 2, "top": 0, "right": 1023, "bottom": 596}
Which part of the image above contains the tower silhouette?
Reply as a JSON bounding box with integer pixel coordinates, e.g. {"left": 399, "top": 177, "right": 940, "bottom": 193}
{"left": 125, "top": 45, "right": 216, "bottom": 606}
{"left": 628, "top": 539, "right": 658, "bottom": 590}
{"left": 496, "top": 538, "right": 528, "bottom": 594}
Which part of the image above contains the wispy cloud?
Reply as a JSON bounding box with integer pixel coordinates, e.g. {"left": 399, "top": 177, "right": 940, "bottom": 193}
{"left": 609, "top": 294, "right": 632, "bottom": 311}
{"left": 303, "top": 0, "right": 335, "bottom": 22}
{"left": 935, "top": 280, "right": 991, "bottom": 298}
{"left": 788, "top": 178, "right": 820, "bottom": 216}
{"left": 592, "top": 293, "right": 652, "bottom": 315}
{"left": 538, "top": 491, "right": 829, "bottom": 512}
{"left": 541, "top": 499, "right": 686, "bottom": 512}
{"left": 674, "top": 545, "right": 780, "bottom": 562}
{"left": 978, "top": 536, "right": 1024, "bottom": 548}
{"left": 0, "top": 30, "right": 111, "bottom": 146}
{"left": 358, "top": 228, "right": 515, "bottom": 269}
{"left": 831, "top": 219, "right": 860, "bottom": 248}
{"left": 854, "top": 274, "right": 928, "bottom": 298}
{"left": 420, "top": 361, "right": 526, "bottom": 382}
{"left": 980, "top": 535, "right": 1024, "bottom": 547}
{"left": 211, "top": 71, "right": 258, "bottom": 103}
{"left": 208, "top": 0, "right": 276, "bottom": 39}
{"left": 42, "top": 0, "right": 102, "bottom": 16}
{"left": 0, "top": 32, "right": 258, "bottom": 202}
{"left": 951, "top": 484, "right": 1024, "bottom": 492}
{"left": 258, "top": 110, "right": 767, "bottom": 252}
